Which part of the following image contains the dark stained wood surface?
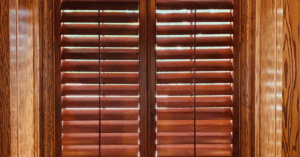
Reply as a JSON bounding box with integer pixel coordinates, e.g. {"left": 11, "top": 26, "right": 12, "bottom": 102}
{"left": 0, "top": 0, "right": 11, "bottom": 156}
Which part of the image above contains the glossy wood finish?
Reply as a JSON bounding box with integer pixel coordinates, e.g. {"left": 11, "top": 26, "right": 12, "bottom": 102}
{"left": 239, "top": 0, "right": 283, "bottom": 156}
{"left": 5, "top": 0, "right": 42, "bottom": 156}
{"left": 139, "top": 0, "right": 148, "bottom": 156}
{"left": 148, "top": 0, "right": 157, "bottom": 156}
{"left": 41, "top": 0, "right": 56, "bottom": 156}
{"left": 282, "top": 0, "right": 300, "bottom": 156}
{"left": 9, "top": 0, "right": 18, "bottom": 156}
{"left": 1, "top": 0, "right": 300, "bottom": 156}
{"left": 0, "top": 0, "right": 11, "bottom": 156}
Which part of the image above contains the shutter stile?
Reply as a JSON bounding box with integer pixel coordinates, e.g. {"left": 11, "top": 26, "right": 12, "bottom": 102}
{"left": 155, "top": 0, "right": 235, "bottom": 156}
{"left": 60, "top": 1, "right": 140, "bottom": 157}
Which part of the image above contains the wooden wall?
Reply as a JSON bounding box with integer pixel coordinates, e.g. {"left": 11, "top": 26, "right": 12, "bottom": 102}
{"left": 282, "top": 0, "right": 300, "bottom": 156}
{"left": 0, "top": 0, "right": 55, "bottom": 156}
{"left": 8, "top": 0, "right": 40, "bottom": 156}
{"left": 240, "top": 0, "right": 300, "bottom": 157}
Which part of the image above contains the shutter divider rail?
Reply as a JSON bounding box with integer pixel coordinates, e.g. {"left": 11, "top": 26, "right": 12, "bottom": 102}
{"left": 193, "top": 8, "right": 197, "bottom": 157}
{"left": 98, "top": 9, "right": 101, "bottom": 157}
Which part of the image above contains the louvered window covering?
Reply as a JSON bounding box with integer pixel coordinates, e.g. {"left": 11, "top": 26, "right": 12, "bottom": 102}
{"left": 154, "top": 0, "right": 237, "bottom": 156}
{"left": 57, "top": 0, "right": 238, "bottom": 157}
{"left": 59, "top": 0, "right": 141, "bottom": 156}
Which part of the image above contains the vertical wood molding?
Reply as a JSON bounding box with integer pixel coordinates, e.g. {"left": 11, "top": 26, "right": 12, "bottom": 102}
{"left": 282, "top": 0, "right": 300, "bottom": 156}
{"left": 240, "top": 0, "right": 283, "bottom": 156}
{"left": 40, "top": 0, "right": 55, "bottom": 156}
{"left": 9, "top": 0, "right": 18, "bottom": 156}
{"left": 2, "top": 0, "right": 55, "bottom": 156}
{"left": 0, "top": 0, "right": 11, "bottom": 156}
{"left": 240, "top": 0, "right": 255, "bottom": 156}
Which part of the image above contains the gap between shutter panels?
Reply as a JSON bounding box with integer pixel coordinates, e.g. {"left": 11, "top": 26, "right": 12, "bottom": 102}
{"left": 60, "top": 1, "right": 140, "bottom": 157}
{"left": 154, "top": 0, "right": 235, "bottom": 157}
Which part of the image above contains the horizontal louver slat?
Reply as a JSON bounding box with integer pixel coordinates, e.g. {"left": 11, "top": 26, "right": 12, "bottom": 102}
{"left": 61, "top": 60, "right": 232, "bottom": 72}
{"left": 61, "top": 24, "right": 139, "bottom": 35}
{"left": 61, "top": 12, "right": 138, "bottom": 23}
{"left": 61, "top": 72, "right": 232, "bottom": 84}
{"left": 61, "top": 97, "right": 139, "bottom": 108}
{"left": 62, "top": 108, "right": 232, "bottom": 121}
{"left": 61, "top": 84, "right": 139, "bottom": 96}
{"left": 62, "top": 145, "right": 139, "bottom": 157}
{"left": 62, "top": 133, "right": 139, "bottom": 145}
{"left": 61, "top": 48, "right": 139, "bottom": 60}
{"left": 61, "top": 1, "right": 139, "bottom": 10}
{"left": 156, "top": 0, "right": 234, "bottom": 9}
{"left": 62, "top": 121, "right": 139, "bottom": 133}
{"left": 61, "top": 36, "right": 139, "bottom": 47}
{"left": 157, "top": 144, "right": 233, "bottom": 157}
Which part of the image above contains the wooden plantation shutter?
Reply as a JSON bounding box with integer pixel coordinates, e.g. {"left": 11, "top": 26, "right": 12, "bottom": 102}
{"left": 59, "top": 0, "right": 146, "bottom": 156}
{"left": 57, "top": 0, "right": 239, "bottom": 156}
{"left": 153, "top": 0, "right": 238, "bottom": 156}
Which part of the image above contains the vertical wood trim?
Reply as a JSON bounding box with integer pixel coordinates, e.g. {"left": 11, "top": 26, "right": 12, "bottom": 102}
{"left": 233, "top": 0, "right": 240, "bottom": 156}
{"left": 0, "top": 0, "right": 11, "bottom": 156}
{"left": 33, "top": 0, "right": 41, "bottom": 156}
{"left": 55, "top": 0, "right": 62, "bottom": 156}
{"left": 282, "top": 0, "right": 300, "bottom": 156}
{"left": 17, "top": 0, "right": 35, "bottom": 155}
{"left": 253, "top": 0, "right": 261, "bottom": 156}
{"left": 9, "top": 0, "right": 18, "bottom": 156}
{"left": 139, "top": 0, "right": 148, "bottom": 156}
{"left": 240, "top": 0, "right": 284, "bottom": 156}
{"left": 239, "top": 0, "right": 255, "bottom": 156}
{"left": 40, "top": 0, "right": 56, "bottom": 156}
{"left": 275, "top": 0, "right": 283, "bottom": 156}
{"left": 148, "top": 0, "right": 156, "bottom": 156}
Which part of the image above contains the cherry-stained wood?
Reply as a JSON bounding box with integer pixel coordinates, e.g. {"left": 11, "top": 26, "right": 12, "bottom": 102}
{"left": 0, "top": 0, "right": 11, "bottom": 156}
{"left": 41, "top": 0, "right": 56, "bottom": 156}
{"left": 282, "top": 0, "right": 300, "bottom": 156}
{"left": 239, "top": 0, "right": 255, "bottom": 156}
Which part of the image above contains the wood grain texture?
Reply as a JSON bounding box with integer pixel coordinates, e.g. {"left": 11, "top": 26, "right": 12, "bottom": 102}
{"left": 275, "top": 0, "right": 283, "bottom": 156}
{"left": 0, "top": 0, "right": 11, "bottom": 156}
{"left": 41, "top": 0, "right": 56, "bottom": 156}
{"left": 148, "top": 0, "right": 157, "bottom": 156}
{"left": 55, "top": 0, "right": 62, "bottom": 155}
{"left": 139, "top": 0, "right": 148, "bottom": 156}
{"left": 232, "top": 0, "right": 240, "bottom": 156}
{"left": 240, "top": 0, "right": 283, "bottom": 156}
{"left": 17, "top": 0, "right": 35, "bottom": 156}
{"left": 282, "top": 0, "right": 300, "bottom": 156}
{"left": 9, "top": 0, "right": 18, "bottom": 156}
{"left": 4, "top": 0, "right": 51, "bottom": 156}
{"left": 239, "top": 0, "right": 255, "bottom": 156}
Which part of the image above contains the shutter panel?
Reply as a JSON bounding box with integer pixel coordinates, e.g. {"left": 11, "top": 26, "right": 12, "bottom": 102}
{"left": 155, "top": 0, "right": 237, "bottom": 156}
{"left": 60, "top": 0, "right": 141, "bottom": 157}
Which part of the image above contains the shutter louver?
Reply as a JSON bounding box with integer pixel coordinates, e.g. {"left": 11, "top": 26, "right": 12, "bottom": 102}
{"left": 60, "top": 0, "right": 141, "bottom": 156}
{"left": 155, "top": 0, "right": 236, "bottom": 156}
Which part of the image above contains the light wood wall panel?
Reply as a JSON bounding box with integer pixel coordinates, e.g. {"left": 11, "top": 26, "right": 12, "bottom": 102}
{"left": 282, "top": 0, "right": 300, "bottom": 156}
{"left": 1, "top": 0, "right": 56, "bottom": 156}
{"left": 240, "top": 0, "right": 283, "bottom": 156}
